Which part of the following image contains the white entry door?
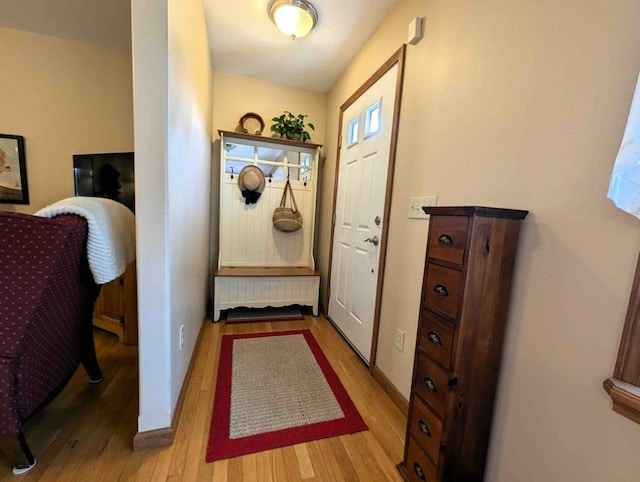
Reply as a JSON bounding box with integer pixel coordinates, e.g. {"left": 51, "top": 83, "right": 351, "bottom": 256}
{"left": 328, "top": 63, "right": 399, "bottom": 364}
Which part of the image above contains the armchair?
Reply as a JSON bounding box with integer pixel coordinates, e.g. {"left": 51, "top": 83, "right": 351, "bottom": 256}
{"left": 0, "top": 212, "right": 103, "bottom": 474}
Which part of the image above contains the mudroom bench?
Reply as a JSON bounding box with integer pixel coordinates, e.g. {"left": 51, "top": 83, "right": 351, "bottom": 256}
{"left": 213, "top": 267, "right": 320, "bottom": 322}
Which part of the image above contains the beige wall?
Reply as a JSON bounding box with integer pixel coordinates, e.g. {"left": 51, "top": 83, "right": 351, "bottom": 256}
{"left": 210, "top": 71, "right": 327, "bottom": 279}
{"left": 167, "top": 0, "right": 214, "bottom": 419}
{"left": 0, "top": 27, "right": 133, "bottom": 213}
{"left": 133, "top": 0, "right": 214, "bottom": 433}
{"left": 320, "top": 0, "right": 640, "bottom": 480}
{"left": 211, "top": 71, "right": 327, "bottom": 144}
{"left": 132, "top": 0, "right": 171, "bottom": 432}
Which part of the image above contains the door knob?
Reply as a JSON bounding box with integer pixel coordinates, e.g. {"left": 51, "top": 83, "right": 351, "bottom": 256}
{"left": 364, "top": 236, "right": 379, "bottom": 246}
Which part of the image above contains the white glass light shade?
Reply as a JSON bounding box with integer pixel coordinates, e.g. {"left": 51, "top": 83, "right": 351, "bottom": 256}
{"left": 268, "top": 0, "right": 318, "bottom": 40}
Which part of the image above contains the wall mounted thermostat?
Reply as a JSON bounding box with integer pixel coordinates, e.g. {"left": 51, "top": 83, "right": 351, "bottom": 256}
{"left": 408, "top": 17, "right": 424, "bottom": 45}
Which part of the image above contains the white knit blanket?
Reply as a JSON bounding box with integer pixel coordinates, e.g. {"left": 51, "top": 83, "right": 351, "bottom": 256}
{"left": 36, "top": 197, "right": 136, "bottom": 284}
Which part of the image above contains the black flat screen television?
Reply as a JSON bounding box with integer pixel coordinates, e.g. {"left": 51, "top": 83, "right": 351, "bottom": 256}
{"left": 73, "top": 152, "right": 135, "bottom": 212}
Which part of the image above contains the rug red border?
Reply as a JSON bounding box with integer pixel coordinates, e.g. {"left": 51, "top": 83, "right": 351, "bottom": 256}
{"left": 206, "top": 329, "right": 368, "bottom": 462}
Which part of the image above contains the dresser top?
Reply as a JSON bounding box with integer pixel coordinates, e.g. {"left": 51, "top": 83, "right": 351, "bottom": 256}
{"left": 422, "top": 206, "right": 529, "bottom": 219}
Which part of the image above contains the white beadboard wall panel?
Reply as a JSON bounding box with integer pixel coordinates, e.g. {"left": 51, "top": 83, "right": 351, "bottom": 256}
{"left": 220, "top": 176, "right": 315, "bottom": 267}
{"left": 217, "top": 277, "right": 318, "bottom": 304}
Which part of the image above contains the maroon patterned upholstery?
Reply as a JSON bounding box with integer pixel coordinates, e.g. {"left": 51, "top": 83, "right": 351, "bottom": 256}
{"left": 0, "top": 212, "right": 99, "bottom": 438}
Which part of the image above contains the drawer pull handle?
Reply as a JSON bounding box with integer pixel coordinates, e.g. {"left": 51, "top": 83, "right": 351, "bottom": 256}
{"left": 438, "top": 234, "right": 453, "bottom": 245}
{"left": 427, "top": 331, "right": 442, "bottom": 346}
{"left": 418, "top": 420, "right": 432, "bottom": 437}
{"left": 424, "top": 377, "right": 437, "bottom": 392}
{"left": 433, "top": 284, "right": 448, "bottom": 297}
{"left": 413, "top": 462, "right": 426, "bottom": 481}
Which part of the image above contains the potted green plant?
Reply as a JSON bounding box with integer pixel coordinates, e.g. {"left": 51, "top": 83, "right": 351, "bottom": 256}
{"left": 270, "top": 111, "right": 315, "bottom": 142}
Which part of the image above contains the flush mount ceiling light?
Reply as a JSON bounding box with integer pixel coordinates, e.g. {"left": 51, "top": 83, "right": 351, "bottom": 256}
{"left": 267, "top": 0, "right": 318, "bottom": 40}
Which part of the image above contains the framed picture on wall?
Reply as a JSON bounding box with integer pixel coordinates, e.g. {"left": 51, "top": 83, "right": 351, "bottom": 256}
{"left": 0, "top": 134, "right": 29, "bottom": 204}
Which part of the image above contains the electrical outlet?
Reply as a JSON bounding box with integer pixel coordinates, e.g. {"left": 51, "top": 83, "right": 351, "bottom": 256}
{"left": 408, "top": 196, "right": 438, "bottom": 219}
{"left": 179, "top": 325, "right": 184, "bottom": 352}
{"left": 395, "top": 328, "right": 405, "bottom": 352}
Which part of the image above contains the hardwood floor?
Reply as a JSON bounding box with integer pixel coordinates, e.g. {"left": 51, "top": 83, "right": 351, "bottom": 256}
{"left": 0, "top": 316, "right": 407, "bottom": 481}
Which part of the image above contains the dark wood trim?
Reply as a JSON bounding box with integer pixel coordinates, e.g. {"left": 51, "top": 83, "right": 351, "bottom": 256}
{"left": 133, "top": 318, "right": 206, "bottom": 451}
{"left": 324, "top": 117, "right": 344, "bottom": 314}
{"left": 372, "top": 365, "right": 409, "bottom": 416}
{"left": 369, "top": 45, "right": 407, "bottom": 368}
{"left": 324, "top": 45, "right": 407, "bottom": 369}
{"left": 613, "top": 250, "right": 640, "bottom": 384}
{"left": 604, "top": 378, "right": 640, "bottom": 424}
{"left": 218, "top": 129, "right": 322, "bottom": 150}
{"left": 133, "top": 426, "right": 174, "bottom": 451}
{"left": 339, "top": 45, "right": 407, "bottom": 112}
{"left": 604, "top": 250, "right": 640, "bottom": 425}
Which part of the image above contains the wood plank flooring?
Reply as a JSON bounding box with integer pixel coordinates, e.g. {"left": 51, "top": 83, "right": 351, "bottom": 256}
{"left": 0, "top": 316, "right": 407, "bottom": 481}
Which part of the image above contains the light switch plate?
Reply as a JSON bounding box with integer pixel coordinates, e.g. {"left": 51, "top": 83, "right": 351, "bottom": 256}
{"left": 395, "top": 329, "right": 405, "bottom": 352}
{"left": 408, "top": 196, "right": 437, "bottom": 219}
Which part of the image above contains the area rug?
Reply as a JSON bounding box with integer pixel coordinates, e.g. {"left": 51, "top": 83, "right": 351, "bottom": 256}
{"left": 225, "top": 306, "right": 304, "bottom": 323}
{"left": 206, "top": 329, "right": 368, "bottom": 462}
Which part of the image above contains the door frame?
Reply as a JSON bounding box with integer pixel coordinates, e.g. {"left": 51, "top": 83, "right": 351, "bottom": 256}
{"left": 325, "top": 45, "right": 406, "bottom": 368}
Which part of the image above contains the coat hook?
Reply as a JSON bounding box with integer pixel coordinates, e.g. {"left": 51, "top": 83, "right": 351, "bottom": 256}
{"left": 268, "top": 175, "right": 272, "bottom": 183}
{"left": 230, "top": 167, "right": 234, "bottom": 179}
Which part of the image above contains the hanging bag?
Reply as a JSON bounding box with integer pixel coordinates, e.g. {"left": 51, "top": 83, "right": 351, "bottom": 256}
{"left": 273, "top": 180, "right": 303, "bottom": 232}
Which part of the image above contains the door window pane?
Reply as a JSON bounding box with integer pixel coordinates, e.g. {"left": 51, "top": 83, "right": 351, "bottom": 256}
{"left": 224, "top": 142, "right": 253, "bottom": 160}
{"left": 300, "top": 153, "right": 312, "bottom": 167}
{"left": 257, "top": 146, "right": 284, "bottom": 163}
{"left": 365, "top": 101, "right": 381, "bottom": 137}
{"left": 224, "top": 160, "right": 253, "bottom": 175}
{"left": 348, "top": 118, "right": 360, "bottom": 147}
{"left": 270, "top": 166, "right": 285, "bottom": 180}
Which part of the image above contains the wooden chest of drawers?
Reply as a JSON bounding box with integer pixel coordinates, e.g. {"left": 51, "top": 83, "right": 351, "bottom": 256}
{"left": 397, "top": 206, "right": 528, "bottom": 482}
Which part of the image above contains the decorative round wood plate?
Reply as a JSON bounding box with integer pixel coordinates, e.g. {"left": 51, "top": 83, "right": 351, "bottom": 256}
{"left": 240, "top": 112, "right": 265, "bottom": 135}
